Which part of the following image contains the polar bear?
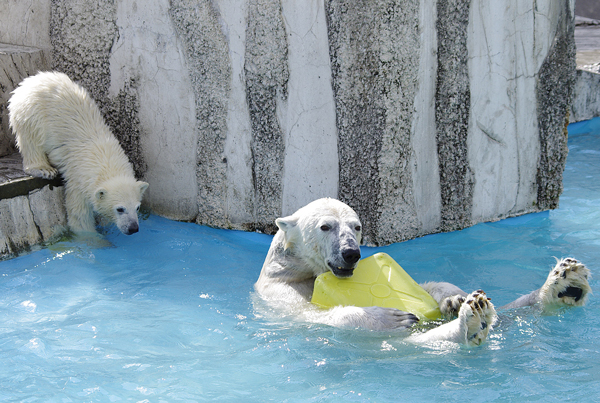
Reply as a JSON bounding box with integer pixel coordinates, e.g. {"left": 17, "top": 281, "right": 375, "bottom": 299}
{"left": 8, "top": 71, "right": 148, "bottom": 235}
{"left": 255, "top": 198, "right": 591, "bottom": 346}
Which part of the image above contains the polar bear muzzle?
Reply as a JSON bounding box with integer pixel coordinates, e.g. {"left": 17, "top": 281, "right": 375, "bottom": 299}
{"left": 328, "top": 245, "right": 361, "bottom": 278}
{"left": 121, "top": 220, "right": 139, "bottom": 235}
{"left": 329, "top": 265, "right": 354, "bottom": 278}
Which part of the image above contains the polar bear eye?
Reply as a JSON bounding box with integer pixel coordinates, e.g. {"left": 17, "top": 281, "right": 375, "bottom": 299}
{"left": 355, "top": 225, "right": 361, "bottom": 232}
{"left": 116, "top": 207, "right": 125, "bottom": 214}
{"left": 320, "top": 224, "right": 331, "bottom": 231}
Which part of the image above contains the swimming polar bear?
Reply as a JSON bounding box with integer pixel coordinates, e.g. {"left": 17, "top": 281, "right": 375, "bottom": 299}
{"left": 255, "top": 198, "right": 591, "bottom": 346}
{"left": 8, "top": 71, "right": 148, "bottom": 236}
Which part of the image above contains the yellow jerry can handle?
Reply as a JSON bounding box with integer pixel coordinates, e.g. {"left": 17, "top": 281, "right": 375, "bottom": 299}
{"left": 311, "top": 252, "right": 442, "bottom": 321}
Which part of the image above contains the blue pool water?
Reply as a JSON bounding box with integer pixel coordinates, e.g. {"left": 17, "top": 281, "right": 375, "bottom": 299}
{"left": 1, "top": 124, "right": 599, "bottom": 402}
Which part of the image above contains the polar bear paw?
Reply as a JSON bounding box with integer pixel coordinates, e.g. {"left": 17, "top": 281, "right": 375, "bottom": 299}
{"left": 460, "top": 290, "right": 496, "bottom": 346}
{"left": 440, "top": 294, "right": 466, "bottom": 318}
{"left": 25, "top": 166, "right": 58, "bottom": 180}
{"left": 362, "top": 306, "right": 419, "bottom": 330}
{"left": 540, "top": 258, "right": 591, "bottom": 308}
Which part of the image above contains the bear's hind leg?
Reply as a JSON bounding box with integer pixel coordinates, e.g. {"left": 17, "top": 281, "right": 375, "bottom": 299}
{"left": 540, "top": 258, "right": 592, "bottom": 308}
{"left": 462, "top": 290, "right": 497, "bottom": 346}
{"left": 406, "top": 290, "right": 496, "bottom": 346}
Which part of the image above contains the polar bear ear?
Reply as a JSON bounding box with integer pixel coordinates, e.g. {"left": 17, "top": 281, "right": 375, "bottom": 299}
{"left": 275, "top": 216, "right": 299, "bottom": 250}
{"left": 95, "top": 188, "right": 107, "bottom": 201}
{"left": 138, "top": 181, "right": 149, "bottom": 196}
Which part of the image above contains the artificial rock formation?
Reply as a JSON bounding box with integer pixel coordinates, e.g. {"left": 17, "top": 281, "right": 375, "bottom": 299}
{"left": 0, "top": 0, "right": 576, "bottom": 245}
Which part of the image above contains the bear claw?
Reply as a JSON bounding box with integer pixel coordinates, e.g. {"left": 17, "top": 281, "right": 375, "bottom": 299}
{"left": 542, "top": 258, "right": 591, "bottom": 307}
{"left": 461, "top": 290, "right": 497, "bottom": 346}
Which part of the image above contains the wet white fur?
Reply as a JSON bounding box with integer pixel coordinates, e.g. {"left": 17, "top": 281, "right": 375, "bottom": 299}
{"left": 407, "top": 290, "right": 496, "bottom": 346}
{"left": 499, "top": 258, "right": 592, "bottom": 310}
{"left": 255, "top": 198, "right": 417, "bottom": 330}
{"left": 8, "top": 71, "right": 148, "bottom": 235}
{"left": 255, "top": 198, "right": 497, "bottom": 344}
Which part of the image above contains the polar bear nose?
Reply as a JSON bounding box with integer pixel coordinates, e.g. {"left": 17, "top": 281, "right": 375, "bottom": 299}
{"left": 342, "top": 249, "right": 361, "bottom": 265}
{"left": 125, "top": 222, "right": 139, "bottom": 235}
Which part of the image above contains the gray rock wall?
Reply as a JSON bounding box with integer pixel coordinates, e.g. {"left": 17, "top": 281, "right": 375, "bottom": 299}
{"left": 571, "top": 69, "right": 600, "bottom": 122}
{"left": 0, "top": 44, "right": 50, "bottom": 156}
{"left": 169, "top": 0, "right": 231, "bottom": 227}
{"left": 326, "top": 0, "right": 421, "bottom": 244}
{"left": 0, "top": 184, "right": 67, "bottom": 258}
{"left": 435, "top": 0, "right": 473, "bottom": 233}
{"left": 244, "top": 0, "right": 288, "bottom": 230}
{"left": 536, "top": 1, "right": 576, "bottom": 210}
{"left": 0, "top": 0, "right": 577, "bottom": 245}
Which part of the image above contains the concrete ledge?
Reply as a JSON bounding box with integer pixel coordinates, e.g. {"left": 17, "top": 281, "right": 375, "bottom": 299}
{"left": 0, "top": 153, "right": 63, "bottom": 198}
{"left": 572, "top": 17, "right": 600, "bottom": 122}
{"left": 571, "top": 68, "right": 600, "bottom": 122}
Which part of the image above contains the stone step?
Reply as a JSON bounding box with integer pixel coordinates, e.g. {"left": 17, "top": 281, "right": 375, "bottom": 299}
{"left": 0, "top": 153, "right": 63, "bottom": 199}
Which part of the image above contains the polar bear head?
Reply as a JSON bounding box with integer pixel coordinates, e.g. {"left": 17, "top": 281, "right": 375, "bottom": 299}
{"left": 93, "top": 177, "right": 149, "bottom": 235}
{"left": 275, "top": 198, "right": 362, "bottom": 278}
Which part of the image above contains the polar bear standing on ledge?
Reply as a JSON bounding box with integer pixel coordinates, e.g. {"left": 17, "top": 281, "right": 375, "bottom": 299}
{"left": 255, "top": 198, "right": 591, "bottom": 346}
{"left": 8, "top": 71, "right": 148, "bottom": 235}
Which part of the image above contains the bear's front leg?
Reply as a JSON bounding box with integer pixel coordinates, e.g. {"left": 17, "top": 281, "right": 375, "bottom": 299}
{"left": 65, "top": 188, "right": 97, "bottom": 233}
{"left": 19, "top": 144, "right": 58, "bottom": 179}
{"left": 309, "top": 305, "right": 419, "bottom": 331}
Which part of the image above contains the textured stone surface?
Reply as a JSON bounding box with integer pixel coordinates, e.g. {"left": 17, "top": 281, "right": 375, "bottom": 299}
{"left": 572, "top": 21, "right": 600, "bottom": 122}
{"left": 536, "top": 1, "right": 576, "bottom": 210}
{"left": 325, "top": 0, "right": 384, "bottom": 244}
{"left": 0, "top": 0, "right": 578, "bottom": 245}
{"left": 0, "top": 185, "right": 67, "bottom": 259}
{"left": 0, "top": 153, "right": 66, "bottom": 258}
{"left": 109, "top": 0, "right": 198, "bottom": 221}
{"left": 244, "top": 0, "right": 288, "bottom": 228}
{"left": 326, "top": 0, "right": 420, "bottom": 244}
{"left": 435, "top": 0, "right": 473, "bottom": 232}
{"left": 467, "top": 2, "right": 540, "bottom": 223}
{"left": 0, "top": 44, "right": 49, "bottom": 156}
{"left": 0, "top": 195, "right": 41, "bottom": 257}
{"left": 571, "top": 69, "right": 600, "bottom": 122}
{"left": 169, "top": 0, "right": 231, "bottom": 227}
{"left": 28, "top": 185, "right": 67, "bottom": 241}
{"left": 50, "top": 0, "right": 117, "bottom": 106}
{"left": 51, "top": 1, "right": 147, "bottom": 182}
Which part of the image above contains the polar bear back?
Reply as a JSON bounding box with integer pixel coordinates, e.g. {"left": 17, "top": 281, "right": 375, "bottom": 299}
{"left": 9, "top": 71, "right": 134, "bottom": 189}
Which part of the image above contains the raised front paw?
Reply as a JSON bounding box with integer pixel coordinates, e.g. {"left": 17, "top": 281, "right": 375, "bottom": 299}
{"left": 25, "top": 166, "right": 58, "bottom": 179}
{"left": 541, "top": 258, "right": 592, "bottom": 308}
{"left": 459, "top": 290, "right": 497, "bottom": 347}
{"left": 440, "top": 294, "right": 466, "bottom": 318}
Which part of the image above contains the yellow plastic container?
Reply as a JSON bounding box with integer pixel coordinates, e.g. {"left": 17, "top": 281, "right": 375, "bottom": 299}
{"left": 311, "top": 252, "right": 441, "bottom": 321}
